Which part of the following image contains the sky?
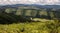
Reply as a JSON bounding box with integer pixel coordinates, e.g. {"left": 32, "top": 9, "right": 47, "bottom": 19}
{"left": 0, "top": 0, "right": 60, "bottom": 5}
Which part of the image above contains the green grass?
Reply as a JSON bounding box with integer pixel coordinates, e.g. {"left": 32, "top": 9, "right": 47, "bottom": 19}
{"left": 0, "top": 20, "right": 59, "bottom": 33}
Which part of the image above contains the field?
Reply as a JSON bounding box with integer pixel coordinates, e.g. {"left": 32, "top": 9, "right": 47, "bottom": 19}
{"left": 0, "top": 19, "right": 60, "bottom": 33}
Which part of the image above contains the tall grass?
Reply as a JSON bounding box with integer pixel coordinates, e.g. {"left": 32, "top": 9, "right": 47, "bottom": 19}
{"left": 0, "top": 20, "right": 59, "bottom": 33}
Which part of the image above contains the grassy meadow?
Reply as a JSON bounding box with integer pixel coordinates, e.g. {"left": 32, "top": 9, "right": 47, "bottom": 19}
{"left": 0, "top": 19, "right": 59, "bottom": 33}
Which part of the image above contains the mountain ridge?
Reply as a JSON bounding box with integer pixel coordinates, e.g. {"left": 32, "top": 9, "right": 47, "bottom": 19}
{"left": 0, "top": 4, "right": 60, "bottom": 9}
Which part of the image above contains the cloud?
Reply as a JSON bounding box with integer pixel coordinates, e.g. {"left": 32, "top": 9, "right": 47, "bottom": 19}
{"left": 0, "top": 0, "right": 60, "bottom": 5}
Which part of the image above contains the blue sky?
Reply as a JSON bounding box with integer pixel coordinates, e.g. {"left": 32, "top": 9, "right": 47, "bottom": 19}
{"left": 0, "top": 0, "right": 60, "bottom": 5}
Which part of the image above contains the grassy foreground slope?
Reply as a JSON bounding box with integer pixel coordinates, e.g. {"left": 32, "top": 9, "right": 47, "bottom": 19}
{"left": 0, "top": 20, "right": 60, "bottom": 33}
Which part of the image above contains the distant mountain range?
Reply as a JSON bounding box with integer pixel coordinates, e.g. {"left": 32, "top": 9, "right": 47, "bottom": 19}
{"left": 0, "top": 4, "right": 60, "bottom": 9}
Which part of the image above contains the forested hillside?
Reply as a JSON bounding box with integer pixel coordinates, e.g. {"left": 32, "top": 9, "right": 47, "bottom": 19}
{"left": 0, "top": 5, "right": 60, "bottom": 33}
{"left": 0, "top": 6, "right": 60, "bottom": 24}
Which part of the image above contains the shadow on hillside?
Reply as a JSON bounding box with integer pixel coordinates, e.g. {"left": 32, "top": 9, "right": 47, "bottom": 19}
{"left": 0, "top": 13, "right": 52, "bottom": 24}
{"left": 0, "top": 13, "right": 33, "bottom": 24}
{"left": 0, "top": 11, "right": 58, "bottom": 24}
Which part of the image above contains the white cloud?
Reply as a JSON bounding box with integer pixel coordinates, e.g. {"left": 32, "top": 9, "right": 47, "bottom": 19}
{"left": 0, "top": 0, "right": 60, "bottom": 5}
